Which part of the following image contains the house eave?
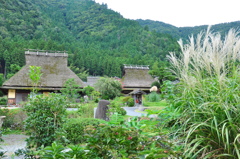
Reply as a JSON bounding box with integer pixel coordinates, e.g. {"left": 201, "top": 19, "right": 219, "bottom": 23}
{"left": 0, "top": 86, "right": 64, "bottom": 91}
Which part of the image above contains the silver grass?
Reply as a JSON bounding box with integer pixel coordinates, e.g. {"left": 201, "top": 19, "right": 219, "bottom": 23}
{"left": 168, "top": 26, "right": 240, "bottom": 87}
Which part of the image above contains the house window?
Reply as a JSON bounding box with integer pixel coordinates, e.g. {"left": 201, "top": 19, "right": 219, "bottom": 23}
{"left": 8, "top": 89, "right": 16, "bottom": 98}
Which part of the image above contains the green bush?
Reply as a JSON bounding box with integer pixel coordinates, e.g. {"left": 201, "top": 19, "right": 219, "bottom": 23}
{"left": 0, "top": 96, "right": 7, "bottom": 105}
{"left": 108, "top": 107, "right": 126, "bottom": 116}
{"left": 36, "top": 142, "right": 87, "bottom": 159}
{"left": 0, "top": 108, "right": 25, "bottom": 130}
{"left": 108, "top": 100, "right": 127, "bottom": 116}
{"left": 84, "top": 118, "right": 180, "bottom": 158}
{"left": 146, "top": 91, "right": 160, "bottom": 102}
{"left": 64, "top": 118, "right": 106, "bottom": 144}
{"left": 77, "top": 102, "right": 96, "bottom": 118}
{"left": 24, "top": 93, "right": 67, "bottom": 148}
{"left": 122, "top": 96, "right": 134, "bottom": 107}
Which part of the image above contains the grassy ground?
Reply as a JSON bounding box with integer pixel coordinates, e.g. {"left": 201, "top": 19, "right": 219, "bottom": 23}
{"left": 143, "top": 100, "right": 168, "bottom": 107}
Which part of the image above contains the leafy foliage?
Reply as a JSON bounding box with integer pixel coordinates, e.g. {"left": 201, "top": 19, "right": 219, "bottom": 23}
{"left": 61, "top": 78, "right": 81, "bottom": 102}
{"left": 38, "top": 142, "right": 87, "bottom": 159}
{"left": 146, "top": 91, "right": 160, "bottom": 102}
{"left": 94, "top": 77, "right": 122, "bottom": 99}
{"left": 64, "top": 118, "right": 106, "bottom": 144}
{"left": 0, "top": 96, "right": 7, "bottom": 105}
{"left": 82, "top": 85, "right": 95, "bottom": 97}
{"left": 122, "top": 96, "right": 135, "bottom": 107}
{"left": 28, "top": 66, "right": 42, "bottom": 93}
{"left": 24, "top": 93, "right": 67, "bottom": 148}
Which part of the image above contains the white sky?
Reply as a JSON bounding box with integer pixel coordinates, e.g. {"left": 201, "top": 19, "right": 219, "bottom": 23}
{"left": 94, "top": 0, "right": 240, "bottom": 27}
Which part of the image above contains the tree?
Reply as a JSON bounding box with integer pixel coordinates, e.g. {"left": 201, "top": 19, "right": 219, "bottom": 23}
{"left": 0, "top": 74, "right": 4, "bottom": 96}
{"left": 82, "top": 85, "right": 95, "bottom": 96}
{"left": 69, "top": 65, "right": 89, "bottom": 82}
{"left": 94, "top": 77, "right": 122, "bottom": 100}
{"left": 149, "top": 61, "right": 175, "bottom": 85}
{"left": 60, "top": 78, "right": 81, "bottom": 102}
{"left": 6, "top": 64, "right": 22, "bottom": 79}
{"left": 28, "top": 66, "right": 42, "bottom": 93}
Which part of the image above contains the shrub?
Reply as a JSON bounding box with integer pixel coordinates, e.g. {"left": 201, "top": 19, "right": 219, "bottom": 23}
{"left": 94, "top": 77, "right": 122, "bottom": 100}
{"left": 122, "top": 96, "right": 134, "bottom": 107}
{"left": 77, "top": 102, "right": 96, "bottom": 118}
{"left": 0, "top": 108, "right": 24, "bottom": 130}
{"left": 84, "top": 124, "right": 140, "bottom": 158}
{"left": 24, "top": 93, "right": 67, "bottom": 148}
{"left": 151, "top": 81, "right": 161, "bottom": 89}
{"left": 146, "top": 91, "right": 160, "bottom": 102}
{"left": 108, "top": 100, "right": 127, "bottom": 116}
{"left": 0, "top": 96, "right": 7, "bottom": 105}
{"left": 84, "top": 118, "right": 180, "bottom": 158}
{"left": 36, "top": 142, "right": 87, "bottom": 159}
{"left": 64, "top": 118, "right": 106, "bottom": 144}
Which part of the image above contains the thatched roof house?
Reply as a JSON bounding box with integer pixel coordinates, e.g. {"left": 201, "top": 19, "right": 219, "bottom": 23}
{"left": 1, "top": 50, "right": 84, "bottom": 105}
{"left": 121, "top": 64, "right": 155, "bottom": 94}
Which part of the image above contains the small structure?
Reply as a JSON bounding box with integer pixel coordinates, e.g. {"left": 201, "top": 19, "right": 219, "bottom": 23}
{"left": 129, "top": 89, "right": 146, "bottom": 107}
{"left": 95, "top": 100, "right": 110, "bottom": 121}
{"left": 121, "top": 64, "right": 155, "bottom": 94}
{"left": 1, "top": 50, "right": 84, "bottom": 105}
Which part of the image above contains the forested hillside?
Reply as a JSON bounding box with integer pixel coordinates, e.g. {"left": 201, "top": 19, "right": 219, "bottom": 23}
{"left": 137, "top": 19, "right": 240, "bottom": 41}
{"left": 0, "top": 0, "right": 180, "bottom": 80}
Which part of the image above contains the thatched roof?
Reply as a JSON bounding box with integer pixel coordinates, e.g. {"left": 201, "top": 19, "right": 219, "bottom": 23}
{"left": 121, "top": 65, "right": 155, "bottom": 89}
{"left": 85, "top": 76, "right": 100, "bottom": 87}
{"left": 2, "top": 50, "right": 84, "bottom": 90}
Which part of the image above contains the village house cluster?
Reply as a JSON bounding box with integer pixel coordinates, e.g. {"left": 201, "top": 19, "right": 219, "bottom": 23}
{"left": 1, "top": 50, "right": 155, "bottom": 105}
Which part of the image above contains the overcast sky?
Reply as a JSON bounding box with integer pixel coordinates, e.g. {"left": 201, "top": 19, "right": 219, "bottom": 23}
{"left": 94, "top": 0, "right": 240, "bottom": 27}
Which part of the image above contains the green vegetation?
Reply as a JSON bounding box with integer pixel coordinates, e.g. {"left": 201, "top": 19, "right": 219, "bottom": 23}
{"left": 143, "top": 100, "right": 167, "bottom": 107}
{"left": 28, "top": 66, "right": 42, "bottom": 93}
{"left": 24, "top": 93, "right": 67, "bottom": 148}
{"left": 0, "top": 96, "right": 7, "bottom": 105}
{"left": 167, "top": 28, "right": 240, "bottom": 158}
{"left": 64, "top": 118, "right": 106, "bottom": 144}
{"left": 0, "top": 0, "right": 180, "bottom": 81}
{"left": 137, "top": 19, "right": 240, "bottom": 42}
{"left": 1, "top": 0, "right": 239, "bottom": 157}
{"left": 94, "top": 77, "right": 122, "bottom": 100}
{"left": 61, "top": 78, "right": 81, "bottom": 102}
{"left": 0, "top": 108, "right": 26, "bottom": 130}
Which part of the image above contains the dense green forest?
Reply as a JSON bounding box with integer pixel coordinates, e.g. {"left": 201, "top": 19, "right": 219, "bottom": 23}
{"left": 0, "top": 0, "right": 238, "bottom": 81}
{"left": 137, "top": 19, "right": 240, "bottom": 40}
{"left": 0, "top": 0, "right": 180, "bottom": 80}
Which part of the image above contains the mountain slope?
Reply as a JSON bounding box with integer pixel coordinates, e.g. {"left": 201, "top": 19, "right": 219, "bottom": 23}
{"left": 137, "top": 19, "right": 240, "bottom": 41}
{"left": 0, "top": 0, "right": 180, "bottom": 78}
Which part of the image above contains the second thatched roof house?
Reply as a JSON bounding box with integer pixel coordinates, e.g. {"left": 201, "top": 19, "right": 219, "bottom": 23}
{"left": 121, "top": 64, "right": 155, "bottom": 94}
{"left": 1, "top": 50, "right": 84, "bottom": 105}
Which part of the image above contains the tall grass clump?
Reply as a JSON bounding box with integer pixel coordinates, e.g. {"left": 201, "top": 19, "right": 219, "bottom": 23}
{"left": 167, "top": 27, "right": 240, "bottom": 158}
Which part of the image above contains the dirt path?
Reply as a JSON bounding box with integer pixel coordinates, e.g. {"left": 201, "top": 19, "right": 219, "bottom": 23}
{"left": 1, "top": 134, "right": 28, "bottom": 159}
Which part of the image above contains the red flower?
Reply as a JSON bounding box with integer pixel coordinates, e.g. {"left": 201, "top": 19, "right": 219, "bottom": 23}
{"left": 127, "top": 136, "right": 132, "bottom": 140}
